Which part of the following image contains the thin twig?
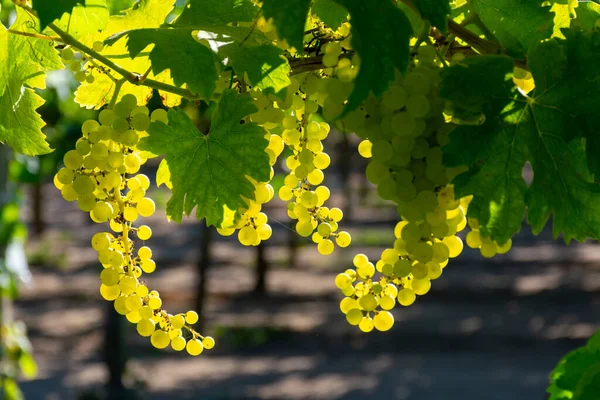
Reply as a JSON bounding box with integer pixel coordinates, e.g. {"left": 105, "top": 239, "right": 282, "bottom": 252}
{"left": 7, "top": 29, "right": 60, "bottom": 41}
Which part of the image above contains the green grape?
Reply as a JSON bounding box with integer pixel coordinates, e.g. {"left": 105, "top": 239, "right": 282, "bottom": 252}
{"left": 497, "top": 239, "right": 512, "bottom": 254}
{"left": 92, "top": 41, "right": 104, "bottom": 52}
{"left": 185, "top": 311, "right": 199, "bottom": 324}
{"left": 69, "top": 60, "right": 81, "bottom": 71}
{"left": 75, "top": 71, "right": 87, "bottom": 82}
{"left": 137, "top": 319, "right": 156, "bottom": 337}
{"left": 75, "top": 139, "right": 91, "bottom": 155}
{"left": 412, "top": 278, "right": 431, "bottom": 295}
{"left": 397, "top": 288, "right": 416, "bottom": 306}
{"left": 406, "top": 95, "right": 431, "bottom": 118}
{"left": 359, "top": 316, "right": 375, "bottom": 332}
{"left": 405, "top": 72, "right": 431, "bottom": 95}
{"left": 373, "top": 311, "right": 394, "bottom": 331}
{"left": 318, "top": 239, "right": 334, "bottom": 255}
{"left": 86, "top": 75, "right": 95, "bottom": 84}
{"left": 427, "top": 262, "right": 443, "bottom": 279}
{"left": 296, "top": 220, "right": 314, "bottom": 237}
{"left": 346, "top": 309, "right": 363, "bottom": 325}
{"left": 100, "top": 284, "right": 120, "bottom": 301}
{"left": 340, "top": 297, "right": 358, "bottom": 313}
{"left": 432, "top": 242, "right": 449, "bottom": 263}
{"left": 186, "top": 339, "right": 204, "bottom": 356}
{"left": 238, "top": 226, "right": 258, "bottom": 246}
{"left": 171, "top": 336, "right": 187, "bottom": 351}
{"left": 202, "top": 336, "right": 215, "bottom": 350}
{"left": 141, "top": 259, "right": 156, "bottom": 273}
{"left": 365, "top": 160, "right": 390, "bottom": 184}
{"left": 61, "top": 48, "right": 74, "bottom": 60}
{"left": 335, "top": 231, "right": 351, "bottom": 247}
{"left": 93, "top": 201, "right": 113, "bottom": 222}
{"left": 393, "top": 259, "right": 411, "bottom": 277}
{"left": 480, "top": 243, "right": 497, "bottom": 258}
{"left": 358, "top": 140, "right": 372, "bottom": 158}
{"left": 131, "top": 113, "right": 151, "bottom": 131}
{"left": 391, "top": 112, "right": 416, "bottom": 136}
{"left": 138, "top": 225, "right": 152, "bottom": 240}
{"left": 56, "top": 168, "right": 75, "bottom": 184}
{"left": 371, "top": 140, "right": 393, "bottom": 162}
{"left": 137, "top": 198, "right": 156, "bottom": 217}
{"left": 64, "top": 150, "right": 83, "bottom": 170}
{"left": 329, "top": 208, "right": 343, "bottom": 222}
{"left": 335, "top": 273, "right": 352, "bottom": 289}
{"left": 411, "top": 262, "right": 428, "bottom": 279}
{"left": 148, "top": 296, "right": 162, "bottom": 310}
{"left": 381, "top": 85, "right": 408, "bottom": 111}
{"left": 150, "top": 330, "right": 170, "bottom": 349}
{"left": 442, "top": 236, "right": 463, "bottom": 258}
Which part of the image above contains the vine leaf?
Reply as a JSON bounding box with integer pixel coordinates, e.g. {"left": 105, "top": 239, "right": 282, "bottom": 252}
{"left": 138, "top": 89, "right": 271, "bottom": 227}
{"left": 222, "top": 44, "right": 291, "bottom": 94}
{"left": 442, "top": 31, "right": 600, "bottom": 244}
{"left": 261, "top": 0, "right": 312, "bottom": 51}
{"left": 114, "top": 28, "right": 219, "bottom": 100}
{"left": 333, "top": 0, "right": 412, "bottom": 114}
{"left": 31, "top": 0, "right": 84, "bottom": 29}
{"left": 311, "top": 0, "right": 348, "bottom": 30}
{"left": 0, "top": 16, "right": 62, "bottom": 156}
{"left": 106, "top": 6, "right": 292, "bottom": 97}
{"left": 176, "top": 0, "right": 257, "bottom": 26}
{"left": 75, "top": 0, "right": 178, "bottom": 109}
{"left": 413, "top": 0, "right": 451, "bottom": 32}
{"left": 548, "top": 331, "right": 600, "bottom": 400}
{"left": 52, "top": 0, "right": 109, "bottom": 39}
{"left": 469, "top": 0, "right": 554, "bottom": 58}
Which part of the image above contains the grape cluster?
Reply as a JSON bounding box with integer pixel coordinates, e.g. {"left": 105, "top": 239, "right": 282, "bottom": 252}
{"left": 59, "top": 43, "right": 101, "bottom": 84}
{"left": 53, "top": 94, "right": 214, "bottom": 355}
{"left": 216, "top": 176, "right": 276, "bottom": 247}
{"left": 247, "top": 78, "right": 352, "bottom": 255}
{"left": 465, "top": 218, "right": 512, "bottom": 258}
{"left": 328, "top": 46, "right": 477, "bottom": 330}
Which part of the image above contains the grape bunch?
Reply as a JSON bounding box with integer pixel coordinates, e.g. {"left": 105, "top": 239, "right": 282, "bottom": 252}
{"left": 465, "top": 218, "right": 512, "bottom": 258}
{"left": 59, "top": 41, "right": 105, "bottom": 84}
{"left": 247, "top": 78, "right": 352, "bottom": 255}
{"left": 325, "top": 46, "right": 478, "bottom": 330}
{"left": 53, "top": 94, "right": 214, "bottom": 355}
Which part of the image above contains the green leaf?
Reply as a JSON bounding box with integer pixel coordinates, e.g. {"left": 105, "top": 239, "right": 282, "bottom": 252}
{"left": 106, "top": 12, "right": 291, "bottom": 96}
{"left": 222, "top": 44, "right": 291, "bottom": 94}
{"left": 333, "top": 0, "right": 412, "bottom": 114}
{"left": 31, "top": 0, "right": 84, "bottom": 29}
{"left": 176, "top": 0, "right": 257, "bottom": 26}
{"left": 469, "top": 0, "right": 554, "bottom": 58}
{"left": 442, "top": 31, "right": 600, "bottom": 243}
{"left": 413, "top": 0, "right": 450, "bottom": 32}
{"left": 311, "top": 0, "right": 348, "bottom": 30}
{"left": 74, "top": 0, "right": 177, "bottom": 109}
{"left": 138, "top": 89, "right": 271, "bottom": 227}
{"left": 442, "top": 56, "right": 525, "bottom": 244}
{"left": 0, "top": 19, "right": 62, "bottom": 156}
{"left": 261, "top": 0, "right": 312, "bottom": 51}
{"left": 117, "top": 28, "right": 219, "bottom": 100}
{"left": 52, "top": 0, "right": 109, "bottom": 39}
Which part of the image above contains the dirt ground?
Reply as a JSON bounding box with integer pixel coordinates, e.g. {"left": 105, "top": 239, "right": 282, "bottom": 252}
{"left": 13, "top": 178, "right": 600, "bottom": 400}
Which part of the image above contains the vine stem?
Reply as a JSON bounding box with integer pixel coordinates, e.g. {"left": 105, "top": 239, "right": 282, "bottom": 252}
{"left": 14, "top": 4, "right": 201, "bottom": 102}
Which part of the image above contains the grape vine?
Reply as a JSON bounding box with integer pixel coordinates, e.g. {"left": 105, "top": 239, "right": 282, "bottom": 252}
{"left": 2, "top": 0, "right": 600, "bottom": 396}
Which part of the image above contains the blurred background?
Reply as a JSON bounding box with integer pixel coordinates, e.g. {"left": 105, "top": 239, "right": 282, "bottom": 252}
{"left": 2, "top": 1, "right": 600, "bottom": 399}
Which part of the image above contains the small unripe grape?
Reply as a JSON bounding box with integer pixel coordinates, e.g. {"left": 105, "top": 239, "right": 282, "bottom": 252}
{"left": 346, "top": 308, "right": 363, "bottom": 325}
{"left": 151, "top": 330, "right": 170, "bottom": 349}
{"left": 138, "top": 225, "right": 152, "bottom": 240}
{"left": 185, "top": 311, "right": 199, "bottom": 324}
{"left": 171, "top": 336, "right": 186, "bottom": 351}
{"left": 202, "top": 336, "right": 215, "bottom": 350}
{"left": 186, "top": 339, "right": 204, "bottom": 356}
{"left": 92, "top": 41, "right": 104, "bottom": 52}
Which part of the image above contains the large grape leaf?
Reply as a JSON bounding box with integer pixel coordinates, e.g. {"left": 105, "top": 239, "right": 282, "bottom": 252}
{"left": 333, "top": 0, "right": 412, "bottom": 114}
{"left": 138, "top": 89, "right": 271, "bottom": 227}
{"left": 311, "top": 0, "right": 348, "bottom": 30}
{"left": 548, "top": 331, "right": 600, "bottom": 400}
{"left": 105, "top": 11, "right": 291, "bottom": 96}
{"left": 112, "top": 28, "right": 219, "bottom": 100}
{"left": 52, "top": 0, "right": 109, "bottom": 39}
{"left": 442, "top": 31, "right": 600, "bottom": 244}
{"left": 260, "top": 0, "right": 311, "bottom": 51}
{"left": 176, "top": 0, "right": 257, "bottom": 26}
{"left": 413, "top": 0, "right": 451, "bottom": 32}
{"left": 31, "top": 0, "right": 84, "bottom": 29}
{"left": 0, "top": 17, "right": 62, "bottom": 156}
{"left": 75, "top": 0, "right": 178, "bottom": 109}
{"left": 221, "top": 44, "right": 291, "bottom": 94}
{"left": 469, "top": 0, "right": 554, "bottom": 58}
